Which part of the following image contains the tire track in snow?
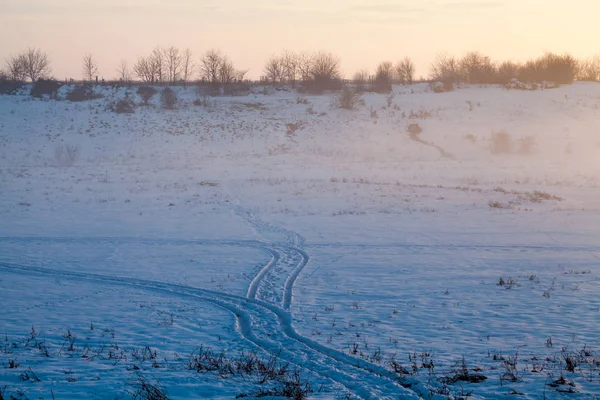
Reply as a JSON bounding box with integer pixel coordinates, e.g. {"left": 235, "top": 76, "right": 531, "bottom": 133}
{"left": 0, "top": 260, "right": 421, "bottom": 399}
{"left": 230, "top": 208, "right": 430, "bottom": 397}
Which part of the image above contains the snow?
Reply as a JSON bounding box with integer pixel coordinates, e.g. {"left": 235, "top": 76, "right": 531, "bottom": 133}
{"left": 1, "top": 82, "right": 599, "bottom": 399}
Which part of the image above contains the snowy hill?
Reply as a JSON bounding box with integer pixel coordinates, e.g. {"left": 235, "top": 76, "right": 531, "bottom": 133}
{"left": 1, "top": 82, "right": 599, "bottom": 399}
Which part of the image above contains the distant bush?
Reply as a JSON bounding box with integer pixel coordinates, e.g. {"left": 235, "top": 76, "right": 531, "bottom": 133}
{"left": 491, "top": 131, "right": 512, "bottom": 154}
{"left": 395, "top": 57, "right": 415, "bottom": 85}
{"left": 30, "top": 79, "right": 62, "bottom": 99}
{"left": 371, "top": 61, "right": 393, "bottom": 93}
{"left": 137, "top": 86, "right": 158, "bottom": 105}
{"left": 115, "top": 98, "right": 135, "bottom": 114}
{"left": 223, "top": 81, "right": 251, "bottom": 96}
{"left": 407, "top": 123, "right": 422, "bottom": 136}
{"left": 497, "top": 61, "right": 520, "bottom": 84}
{"left": 160, "top": 87, "right": 177, "bottom": 109}
{"left": 0, "top": 77, "right": 24, "bottom": 95}
{"left": 301, "top": 78, "right": 342, "bottom": 94}
{"left": 518, "top": 53, "right": 578, "bottom": 84}
{"left": 542, "top": 53, "right": 578, "bottom": 84}
{"left": 430, "top": 54, "right": 461, "bottom": 86}
{"left": 66, "top": 85, "right": 101, "bottom": 102}
{"left": 335, "top": 86, "right": 361, "bottom": 110}
{"left": 578, "top": 55, "right": 600, "bottom": 81}
{"left": 429, "top": 80, "right": 453, "bottom": 93}
{"left": 300, "top": 51, "right": 343, "bottom": 94}
{"left": 460, "top": 52, "right": 497, "bottom": 84}
{"left": 426, "top": 51, "right": 581, "bottom": 86}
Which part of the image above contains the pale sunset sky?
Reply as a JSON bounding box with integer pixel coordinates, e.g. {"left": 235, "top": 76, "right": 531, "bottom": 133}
{"left": 1, "top": 0, "right": 599, "bottom": 80}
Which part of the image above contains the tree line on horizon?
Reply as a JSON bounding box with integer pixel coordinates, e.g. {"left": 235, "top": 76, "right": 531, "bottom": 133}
{"left": 2, "top": 47, "right": 600, "bottom": 93}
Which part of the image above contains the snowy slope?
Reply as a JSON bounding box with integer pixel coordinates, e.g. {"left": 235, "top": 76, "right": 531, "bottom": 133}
{"left": 1, "top": 82, "right": 599, "bottom": 399}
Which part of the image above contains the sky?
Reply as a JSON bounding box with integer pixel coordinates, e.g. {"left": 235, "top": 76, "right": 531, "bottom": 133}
{"left": 1, "top": 0, "right": 599, "bottom": 80}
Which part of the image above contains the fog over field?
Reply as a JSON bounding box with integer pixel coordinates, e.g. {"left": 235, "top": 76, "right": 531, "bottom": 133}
{"left": 1, "top": 2, "right": 600, "bottom": 398}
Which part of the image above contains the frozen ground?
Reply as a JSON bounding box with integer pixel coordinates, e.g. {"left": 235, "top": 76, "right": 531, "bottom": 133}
{"left": 0, "top": 82, "right": 599, "bottom": 399}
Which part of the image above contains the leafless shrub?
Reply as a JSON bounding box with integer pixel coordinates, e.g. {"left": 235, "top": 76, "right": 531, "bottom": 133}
{"left": 286, "top": 122, "right": 304, "bottom": 137}
{"left": 115, "top": 98, "right": 135, "bottom": 114}
{"left": 336, "top": 85, "right": 361, "bottom": 110}
{"left": 353, "top": 69, "right": 369, "bottom": 85}
{"left": 578, "top": 54, "right": 600, "bottom": 82}
{"left": 193, "top": 95, "right": 211, "bottom": 107}
{"left": 137, "top": 86, "right": 158, "bottom": 105}
{"left": 160, "top": 87, "right": 177, "bottom": 109}
{"left": 130, "top": 375, "right": 169, "bottom": 400}
{"left": 0, "top": 74, "right": 23, "bottom": 95}
{"left": 20, "top": 368, "right": 41, "bottom": 382}
{"left": 430, "top": 53, "right": 460, "bottom": 87}
{"left": 460, "top": 51, "right": 497, "bottom": 84}
{"left": 52, "top": 144, "right": 80, "bottom": 167}
{"left": 302, "top": 51, "right": 342, "bottom": 93}
{"left": 491, "top": 131, "right": 512, "bottom": 154}
{"left": 489, "top": 201, "right": 508, "bottom": 209}
{"left": 439, "top": 357, "right": 487, "bottom": 384}
{"left": 66, "top": 85, "right": 102, "bottom": 102}
{"left": 519, "top": 53, "right": 579, "bottom": 84}
{"left": 500, "top": 350, "right": 523, "bottom": 384}
{"left": 352, "top": 69, "right": 369, "bottom": 92}
{"left": 497, "top": 61, "right": 520, "bottom": 84}
{"left": 30, "top": 79, "right": 62, "bottom": 99}
{"left": 407, "top": 123, "right": 422, "bottom": 136}
{"left": 395, "top": 57, "right": 415, "bottom": 84}
{"left": 372, "top": 61, "right": 393, "bottom": 93}
{"left": 543, "top": 53, "right": 579, "bottom": 84}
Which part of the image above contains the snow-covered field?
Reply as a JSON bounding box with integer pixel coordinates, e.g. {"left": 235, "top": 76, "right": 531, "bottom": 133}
{"left": 1, "top": 82, "right": 599, "bottom": 399}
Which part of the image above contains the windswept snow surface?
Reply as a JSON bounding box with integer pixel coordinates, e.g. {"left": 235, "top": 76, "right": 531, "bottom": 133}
{"left": 1, "top": 83, "right": 600, "bottom": 399}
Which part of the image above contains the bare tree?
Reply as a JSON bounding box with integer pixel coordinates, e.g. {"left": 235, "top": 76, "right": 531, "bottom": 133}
{"left": 164, "top": 46, "right": 182, "bottom": 83}
{"left": 150, "top": 47, "right": 164, "bottom": 82}
{"left": 82, "top": 53, "right": 99, "bottom": 82}
{"left": 395, "top": 57, "right": 415, "bottom": 85}
{"left": 181, "top": 48, "right": 194, "bottom": 85}
{"left": 352, "top": 69, "right": 369, "bottom": 84}
{"left": 460, "top": 52, "right": 496, "bottom": 84}
{"left": 218, "top": 57, "right": 236, "bottom": 84}
{"left": 5, "top": 54, "right": 27, "bottom": 81}
{"left": 281, "top": 50, "right": 298, "bottom": 86}
{"left": 200, "top": 49, "right": 223, "bottom": 84}
{"left": 310, "top": 51, "right": 341, "bottom": 81}
{"left": 297, "top": 52, "right": 314, "bottom": 82}
{"left": 375, "top": 61, "right": 393, "bottom": 82}
{"left": 17, "top": 48, "right": 51, "bottom": 82}
{"left": 373, "top": 61, "right": 394, "bottom": 92}
{"left": 430, "top": 53, "right": 460, "bottom": 83}
{"left": 497, "top": 61, "right": 519, "bottom": 84}
{"left": 133, "top": 56, "right": 154, "bottom": 83}
{"left": 263, "top": 55, "right": 284, "bottom": 83}
{"left": 116, "top": 60, "right": 131, "bottom": 82}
